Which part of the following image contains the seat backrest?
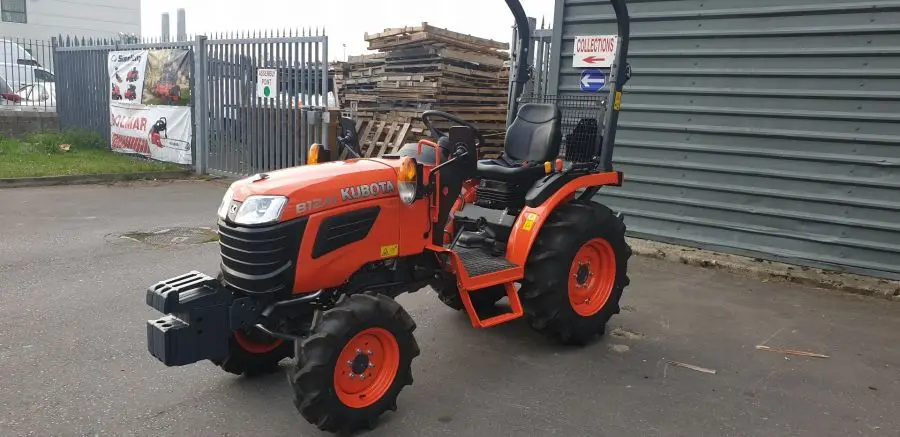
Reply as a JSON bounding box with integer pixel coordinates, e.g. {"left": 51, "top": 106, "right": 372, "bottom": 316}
{"left": 504, "top": 103, "right": 562, "bottom": 163}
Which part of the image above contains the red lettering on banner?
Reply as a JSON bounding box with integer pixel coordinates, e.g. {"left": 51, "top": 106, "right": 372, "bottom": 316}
{"left": 111, "top": 133, "right": 151, "bottom": 155}
{"left": 111, "top": 114, "right": 149, "bottom": 132}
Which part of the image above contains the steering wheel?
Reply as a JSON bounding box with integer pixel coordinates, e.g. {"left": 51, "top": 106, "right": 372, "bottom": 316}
{"left": 421, "top": 110, "right": 487, "bottom": 148}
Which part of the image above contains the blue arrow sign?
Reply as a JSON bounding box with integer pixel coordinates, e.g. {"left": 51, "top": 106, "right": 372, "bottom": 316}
{"left": 580, "top": 69, "right": 607, "bottom": 92}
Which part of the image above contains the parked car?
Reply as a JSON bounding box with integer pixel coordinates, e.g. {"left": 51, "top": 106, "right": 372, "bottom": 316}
{"left": 0, "top": 63, "right": 54, "bottom": 90}
{"left": 16, "top": 82, "right": 56, "bottom": 108}
{"left": 0, "top": 39, "right": 42, "bottom": 68}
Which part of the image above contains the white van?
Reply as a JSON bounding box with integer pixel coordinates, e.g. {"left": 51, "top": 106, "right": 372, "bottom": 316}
{"left": 0, "top": 63, "right": 54, "bottom": 90}
{"left": 0, "top": 39, "right": 42, "bottom": 67}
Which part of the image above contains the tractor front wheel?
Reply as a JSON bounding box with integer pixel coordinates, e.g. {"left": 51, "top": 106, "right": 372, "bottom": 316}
{"left": 519, "top": 200, "right": 631, "bottom": 346}
{"left": 290, "top": 292, "right": 419, "bottom": 433}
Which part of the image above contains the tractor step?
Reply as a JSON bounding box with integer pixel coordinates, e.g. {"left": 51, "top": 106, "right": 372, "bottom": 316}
{"left": 456, "top": 246, "right": 518, "bottom": 278}
{"left": 459, "top": 282, "right": 524, "bottom": 328}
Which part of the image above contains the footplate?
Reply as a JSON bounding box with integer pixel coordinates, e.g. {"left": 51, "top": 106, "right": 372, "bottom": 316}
{"left": 458, "top": 282, "right": 524, "bottom": 328}
{"left": 146, "top": 271, "right": 232, "bottom": 366}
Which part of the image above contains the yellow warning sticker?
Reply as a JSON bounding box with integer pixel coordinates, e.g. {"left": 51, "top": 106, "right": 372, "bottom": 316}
{"left": 522, "top": 213, "right": 538, "bottom": 231}
{"left": 380, "top": 244, "right": 399, "bottom": 258}
{"left": 613, "top": 91, "right": 622, "bottom": 111}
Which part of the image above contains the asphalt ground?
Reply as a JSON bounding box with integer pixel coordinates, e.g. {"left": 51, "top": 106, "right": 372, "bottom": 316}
{"left": 0, "top": 180, "right": 897, "bottom": 437}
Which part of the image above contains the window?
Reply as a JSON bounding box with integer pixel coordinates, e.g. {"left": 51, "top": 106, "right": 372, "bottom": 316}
{"left": 1, "top": 0, "right": 26, "bottom": 24}
{"left": 34, "top": 69, "right": 54, "bottom": 83}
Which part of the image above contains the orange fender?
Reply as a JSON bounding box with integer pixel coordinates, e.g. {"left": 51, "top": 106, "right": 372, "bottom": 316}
{"left": 506, "top": 171, "right": 622, "bottom": 267}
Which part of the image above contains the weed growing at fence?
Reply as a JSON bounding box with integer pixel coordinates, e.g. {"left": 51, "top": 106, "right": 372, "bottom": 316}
{"left": 0, "top": 129, "right": 182, "bottom": 178}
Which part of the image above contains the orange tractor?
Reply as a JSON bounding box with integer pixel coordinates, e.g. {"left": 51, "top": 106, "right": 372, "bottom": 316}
{"left": 146, "top": 0, "right": 632, "bottom": 433}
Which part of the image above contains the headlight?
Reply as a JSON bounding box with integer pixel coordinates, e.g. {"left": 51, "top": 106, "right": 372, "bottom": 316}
{"left": 398, "top": 156, "right": 417, "bottom": 205}
{"left": 216, "top": 186, "right": 235, "bottom": 219}
{"left": 233, "top": 195, "right": 288, "bottom": 225}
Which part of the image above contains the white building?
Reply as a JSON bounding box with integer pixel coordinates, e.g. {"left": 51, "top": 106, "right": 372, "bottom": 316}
{"left": 1, "top": 0, "right": 141, "bottom": 42}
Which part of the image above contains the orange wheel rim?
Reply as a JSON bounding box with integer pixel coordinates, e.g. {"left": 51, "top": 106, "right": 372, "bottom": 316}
{"left": 234, "top": 329, "right": 284, "bottom": 354}
{"left": 567, "top": 238, "right": 617, "bottom": 317}
{"left": 333, "top": 327, "right": 400, "bottom": 409}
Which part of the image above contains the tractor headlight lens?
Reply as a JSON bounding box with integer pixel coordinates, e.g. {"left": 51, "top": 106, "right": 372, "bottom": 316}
{"left": 216, "top": 186, "right": 235, "bottom": 220}
{"left": 233, "top": 195, "right": 288, "bottom": 226}
{"left": 398, "top": 156, "right": 417, "bottom": 205}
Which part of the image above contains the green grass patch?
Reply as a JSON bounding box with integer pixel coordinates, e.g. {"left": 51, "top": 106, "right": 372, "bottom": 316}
{"left": 0, "top": 130, "right": 184, "bottom": 178}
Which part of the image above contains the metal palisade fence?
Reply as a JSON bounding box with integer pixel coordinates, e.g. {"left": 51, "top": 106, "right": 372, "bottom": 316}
{"left": 53, "top": 29, "right": 331, "bottom": 176}
{"left": 198, "top": 29, "right": 330, "bottom": 176}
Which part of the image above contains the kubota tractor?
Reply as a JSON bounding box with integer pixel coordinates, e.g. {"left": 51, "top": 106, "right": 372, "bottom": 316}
{"left": 124, "top": 84, "right": 137, "bottom": 101}
{"left": 145, "top": 0, "right": 632, "bottom": 433}
{"left": 111, "top": 83, "right": 122, "bottom": 101}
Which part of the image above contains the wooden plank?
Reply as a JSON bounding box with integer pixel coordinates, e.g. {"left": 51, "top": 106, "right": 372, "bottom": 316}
{"left": 389, "top": 123, "right": 412, "bottom": 154}
{"left": 377, "top": 122, "right": 399, "bottom": 156}
{"left": 364, "top": 22, "right": 508, "bottom": 50}
{"left": 366, "top": 121, "right": 387, "bottom": 157}
{"left": 358, "top": 120, "right": 377, "bottom": 156}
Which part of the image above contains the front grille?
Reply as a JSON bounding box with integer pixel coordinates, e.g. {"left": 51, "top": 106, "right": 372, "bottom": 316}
{"left": 217, "top": 218, "right": 307, "bottom": 295}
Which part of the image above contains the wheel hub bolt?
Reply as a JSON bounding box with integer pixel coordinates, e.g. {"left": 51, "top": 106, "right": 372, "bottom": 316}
{"left": 360, "top": 374, "right": 366, "bottom": 380}
{"left": 369, "top": 363, "right": 375, "bottom": 368}
{"left": 366, "top": 350, "right": 373, "bottom": 356}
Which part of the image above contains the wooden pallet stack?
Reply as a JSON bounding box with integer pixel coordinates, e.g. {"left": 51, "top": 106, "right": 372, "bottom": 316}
{"left": 336, "top": 23, "right": 511, "bottom": 158}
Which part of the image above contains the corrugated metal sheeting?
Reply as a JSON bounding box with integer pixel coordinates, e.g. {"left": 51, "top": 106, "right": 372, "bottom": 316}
{"left": 548, "top": 0, "right": 900, "bottom": 279}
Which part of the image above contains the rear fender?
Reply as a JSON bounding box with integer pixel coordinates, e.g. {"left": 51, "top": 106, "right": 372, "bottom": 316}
{"left": 506, "top": 171, "right": 622, "bottom": 267}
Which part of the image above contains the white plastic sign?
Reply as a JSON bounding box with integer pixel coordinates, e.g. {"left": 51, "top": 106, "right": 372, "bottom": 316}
{"left": 257, "top": 68, "right": 277, "bottom": 99}
{"left": 573, "top": 35, "right": 618, "bottom": 69}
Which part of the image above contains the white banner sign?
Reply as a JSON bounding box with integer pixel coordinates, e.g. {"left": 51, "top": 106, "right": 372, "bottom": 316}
{"left": 573, "top": 35, "right": 618, "bottom": 69}
{"left": 110, "top": 102, "right": 193, "bottom": 165}
{"left": 109, "top": 50, "right": 148, "bottom": 103}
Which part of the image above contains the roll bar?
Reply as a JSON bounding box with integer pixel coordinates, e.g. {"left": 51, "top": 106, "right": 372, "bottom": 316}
{"left": 598, "top": 0, "right": 630, "bottom": 171}
{"left": 505, "top": 0, "right": 531, "bottom": 119}
{"left": 504, "top": 0, "right": 630, "bottom": 172}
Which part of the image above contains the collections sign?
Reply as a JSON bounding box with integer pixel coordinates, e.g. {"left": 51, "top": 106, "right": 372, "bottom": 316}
{"left": 572, "top": 35, "right": 618, "bottom": 69}
{"left": 107, "top": 49, "right": 193, "bottom": 165}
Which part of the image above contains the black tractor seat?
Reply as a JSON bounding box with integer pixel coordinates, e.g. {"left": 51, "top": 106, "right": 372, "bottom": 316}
{"left": 477, "top": 103, "right": 562, "bottom": 184}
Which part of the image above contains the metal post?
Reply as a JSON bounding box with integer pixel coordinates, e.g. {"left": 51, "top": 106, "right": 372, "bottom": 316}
{"left": 321, "top": 34, "right": 330, "bottom": 150}
{"left": 193, "top": 35, "right": 209, "bottom": 174}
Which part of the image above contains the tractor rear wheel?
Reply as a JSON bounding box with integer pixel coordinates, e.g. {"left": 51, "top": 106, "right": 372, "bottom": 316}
{"left": 519, "top": 200, "right": 631, "bottom": 346}
{"left": 290, "top": 292, "right": 420, "bottom": 433}
{"left": 214, "top": 327, "right": 294, "bottom": 376}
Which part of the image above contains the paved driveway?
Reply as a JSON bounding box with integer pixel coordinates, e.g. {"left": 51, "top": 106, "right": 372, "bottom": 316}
{"left": 0, "top": 180, "right": 897, "bottom": 437}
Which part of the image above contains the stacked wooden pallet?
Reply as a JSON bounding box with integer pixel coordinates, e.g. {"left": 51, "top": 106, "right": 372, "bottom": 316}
{"left": 337, "top": 23, "right": 511, "bottom": 158}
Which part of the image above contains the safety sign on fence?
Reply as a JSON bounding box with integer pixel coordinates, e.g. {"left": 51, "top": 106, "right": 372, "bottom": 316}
{"left": 256, "top": 68, "right": 277, "bottom": 99}
{"left": 107, "top": 49, "right": 193, "bottom": 165}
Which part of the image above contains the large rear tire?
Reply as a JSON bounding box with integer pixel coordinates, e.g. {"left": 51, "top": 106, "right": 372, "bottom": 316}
{"left": 290, "top": 292, "right": 419, "bottom": 433}
{"left": 519, "top": 200, "right": 631, "bottom": 346}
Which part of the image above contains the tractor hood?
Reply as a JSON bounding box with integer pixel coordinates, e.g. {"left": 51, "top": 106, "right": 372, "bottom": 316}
{"left": 227, "top": 158, "right": 401, "bottom": 222}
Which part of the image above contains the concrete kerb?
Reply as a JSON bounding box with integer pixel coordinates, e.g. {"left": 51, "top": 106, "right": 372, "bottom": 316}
{"left": 627, "top": 237, "right": 900, "bottom": 301}
{"left": 0, "top": 170, "right": 195, "bottom": 189}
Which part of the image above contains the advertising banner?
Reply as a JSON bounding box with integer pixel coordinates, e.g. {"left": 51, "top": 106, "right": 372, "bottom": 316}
{"left": 110, "top": 102, "right": 193, "bottom": 165}
{"left": 107, "top": 48, "right": 193, "bottom": 165}
{"left": 142, "top": 48, "right": 192, "bottom": 106}
{"left": 109, "top": 50, "right": 148, "bottom": 103}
